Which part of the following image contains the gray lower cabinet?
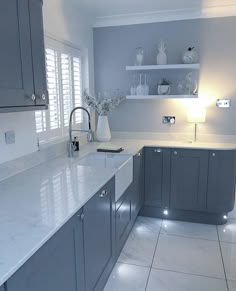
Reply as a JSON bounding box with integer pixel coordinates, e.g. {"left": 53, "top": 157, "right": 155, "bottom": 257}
{"left": 83, "top": 177, "right": 115, "bottom": 291}
{"left": 132, "top": 150, "right": 145, "bottom": 218}
{"left": 0, "top": 0, "right": 48, "bottom": 111}
{"left": 170, "top": 149, "right": 209, "bottom": 211}
{"left": 0, "top": 285, "right": 5, "bottom": 291}
{"left": 7, "top": 213, "right": 84, "bottom": 291}
{"left": 207, "top": 150, "right": 236, "bottom": 213}
{"left": 116, "top": 187, "right": 132, "bottom": 254}
{"left": 145, "top": 147, "right": 171, "bottom": 208}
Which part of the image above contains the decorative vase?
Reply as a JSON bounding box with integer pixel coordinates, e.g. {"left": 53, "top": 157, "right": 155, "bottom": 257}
{"left": 144, "top": 74, "right": 149, "bottom": 95}
{"left": 96, "top": 115, "right": 111, "bottom": 142}
{"left": 182, "top": 47, "right": 199, "bottom": 64}
{"left": 136, "top": 74, "right": 145, "bottom": 95}
{"left": 157, "top": 85, "right": 171, "bottom": 95}
{"left": 135, "top": 47, "right": 144, "bottom": 66}
{"left": 157, "top": 40, "right": 167, "bottom": 65}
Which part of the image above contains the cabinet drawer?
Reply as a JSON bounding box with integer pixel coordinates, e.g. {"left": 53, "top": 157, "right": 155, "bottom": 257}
{"left": 116, "top": 190, "right": 132, "bottom": 254}
{"left": 116, "top": 195, "right": 131, "bottom": 241}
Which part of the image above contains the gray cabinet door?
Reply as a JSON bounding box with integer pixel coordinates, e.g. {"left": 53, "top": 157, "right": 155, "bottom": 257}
{"left": 74, "top": 209, "right": 86, "bottom": 291}
{"left": 83, "top": 178, "right": 115, "bottom": 291}
{"left": 29, "top": 0, "right": 48, "bottom": 105}
{"left": 0, "top": 0, "right": 35, "bottom": 108}
{"left": 116, "top": 189, "right": 132, "bottom": 253}
{"left": 132, "top": 150, "right": 144, "bottom": 217}
{"left": 145, "top": 147, "right": 171, "bottom": 208}
{"left": 170, "top": 149, "right": 208, "bottom": 211}
{"left": 0, "top": 285, "right": 5, "bottom": 291}
{"left": 207, "top": 150, "right": 236, "bottom": 213}
{"left": 7, "top": 216, "right": 79, "bottom": 291}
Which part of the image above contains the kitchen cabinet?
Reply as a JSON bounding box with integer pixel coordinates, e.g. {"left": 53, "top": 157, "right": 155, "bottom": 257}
{"left": 0, "top": 0, "right": 48, "bottom": 111}
{"left": 7, "top": 214, "right": 83, "bottom": 291}
{"left": 207, "top": 150, "right": 236, "bottom": 213}
{"left": 145, "top": 147, "right": 171, "bottom": 208}
{"left": 132, "top": 150, "right": 145, "bottom": 218}
{"left": 116, "top": 187, "right": 132, "bottom": 254}
{"left": 29, "top": 0, "right": 48, "bottom": 106}
{"left": 83, "top": 177, "right": 115, "bottom": 291}
{"left": 0, "top": 285, "right": 5, "bottom": 291}
{"left": 170, "top": 149, "right": 208, "bottom": 211}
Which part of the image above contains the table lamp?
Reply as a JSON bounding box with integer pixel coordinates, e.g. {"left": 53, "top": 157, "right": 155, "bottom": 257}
{"left": 187, "top": 107, "right": 206, "bottom": 142}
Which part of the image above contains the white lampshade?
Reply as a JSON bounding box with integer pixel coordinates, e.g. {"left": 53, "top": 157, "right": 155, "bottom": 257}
{"left": 187, "top": 107, "right": 206, "bottom": 123}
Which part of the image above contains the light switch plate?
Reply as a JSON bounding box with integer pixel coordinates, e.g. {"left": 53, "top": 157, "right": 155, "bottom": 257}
{"left": 5, "top": 131, "right": 15, "bottom": 145}
{"left": 162, "top": 116, "right": 176, "bottom": 124}
{"left": 216, "top": 99, "right": 231, "bottom": 108}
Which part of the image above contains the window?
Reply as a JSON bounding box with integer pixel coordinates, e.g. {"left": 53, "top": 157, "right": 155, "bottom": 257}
{"left": 35, "top": 37, "right": 84, "bottom": 143}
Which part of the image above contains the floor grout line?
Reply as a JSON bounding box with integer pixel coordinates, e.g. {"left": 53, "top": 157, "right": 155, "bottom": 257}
{"left": 216, "top": 225, "right": 230, "bottom": 291}
{"left": 144, "top": 219, "right": 163, "bottom": 291}
{"left": 151, "top": 266, "right": 227, "bottom": 281}
{"left": 159, "top": 231, "right": 219, "bottom": 242}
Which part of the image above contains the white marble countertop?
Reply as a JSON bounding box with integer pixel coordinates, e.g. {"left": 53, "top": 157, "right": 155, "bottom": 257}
{"left": 1, "top": 138, "right": 236, "bottom": 286}
{"left": 0, "top": 154, "right": 117, "bottom": 286}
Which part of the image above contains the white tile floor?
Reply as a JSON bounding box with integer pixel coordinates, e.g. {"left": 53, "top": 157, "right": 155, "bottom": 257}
{"left": 104, "top": 216, "right": 236, "bottom": 291}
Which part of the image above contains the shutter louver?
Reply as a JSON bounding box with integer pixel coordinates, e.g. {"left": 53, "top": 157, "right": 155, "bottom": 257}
{"left": 73, "top": 57, "right": 83, "bottom": 124}
{"left": 61, "top": 53, "right": 73, "bottom": 128}
{"left": 46, "top": 48, "right": 61, "bottom": 130}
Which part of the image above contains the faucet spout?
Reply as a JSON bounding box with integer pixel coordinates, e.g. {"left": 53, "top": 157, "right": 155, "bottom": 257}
{"left": 68, "top": 107, "right": 94, "bottom": 157}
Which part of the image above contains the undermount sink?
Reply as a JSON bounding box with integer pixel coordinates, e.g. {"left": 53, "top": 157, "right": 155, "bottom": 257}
{"left": 78, "top": 152, "right": 133, "bottom": 201}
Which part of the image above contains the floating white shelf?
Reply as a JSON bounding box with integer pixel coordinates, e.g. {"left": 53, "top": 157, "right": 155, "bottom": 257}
{"left": 126, "top": 64, "right": 200, "bottom": 71}
{"left": 126, "top": 94, "right": 198, "bottom": 100}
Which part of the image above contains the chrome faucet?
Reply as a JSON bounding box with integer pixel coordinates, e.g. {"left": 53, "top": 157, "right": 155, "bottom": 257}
{"left": 68, "top": 107, "right": 94, "bottom": 157}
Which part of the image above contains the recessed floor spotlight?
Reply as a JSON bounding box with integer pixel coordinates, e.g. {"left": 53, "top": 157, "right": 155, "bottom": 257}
{"left": 163, "top": 209, "right": 169, "bottom": 216}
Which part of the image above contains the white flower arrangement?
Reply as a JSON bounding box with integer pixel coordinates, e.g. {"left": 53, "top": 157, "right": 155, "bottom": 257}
{"left": 84, "top": 90, "right": 125, "bottom": 116}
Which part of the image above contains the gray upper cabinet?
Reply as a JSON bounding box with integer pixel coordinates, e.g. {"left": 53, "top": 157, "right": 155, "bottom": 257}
{"left": 0, "top": 0, "right": 48, "bottom": 111}
{"left": 7, "top": 215, "right": 82, "bottom": 291}
{"left": 83, "top": 178, "right": 115, "bottom": 291}
{"left": 145, "top": 147, "right": 171, "bottom": 208}
{"left": 207, "top": 150, "right": 236, "bottom": 213}
{"left": 29, "top": 0, "right": 48, "bottom": 106}
{"left": 0, "top": 0, "right": 34, "bottom": 108}
{"left": 170, "top": 149, "right": 208, "bottom": 211}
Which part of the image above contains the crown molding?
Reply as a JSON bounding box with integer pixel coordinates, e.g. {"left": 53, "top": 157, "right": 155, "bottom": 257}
{"left": 93, "top": 5, "right": 236, "bottom": 28}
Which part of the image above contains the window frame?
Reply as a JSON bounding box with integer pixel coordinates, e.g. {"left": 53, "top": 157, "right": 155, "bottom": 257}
{"left": 35, "top": 36, "right": 85, "bottom": 144}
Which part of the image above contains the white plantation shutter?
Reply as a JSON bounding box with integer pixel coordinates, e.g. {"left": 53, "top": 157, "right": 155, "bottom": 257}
{"left": 35, "top": 37, "right": 84, "bottom": 143}
{"left": 46, "top": 48, "right": 60, "bottom": 131}
{"left": 73, "top": 57, "right": 83, "bottom": 124}
{"left": 61, "top": 53, "right": 73, "bottom": 128}
{"left": 35, "top": 110, "right": 46, "bottom": 133}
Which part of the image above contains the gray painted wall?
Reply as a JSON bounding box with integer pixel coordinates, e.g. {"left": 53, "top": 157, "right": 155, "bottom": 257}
{"left": 94, "top": 17, "right": 236, "bottom": 135}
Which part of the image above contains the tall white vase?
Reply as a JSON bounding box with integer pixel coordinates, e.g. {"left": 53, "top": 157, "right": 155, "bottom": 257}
{"left": 96, "top": 115, "right": 111, "bottom": 142}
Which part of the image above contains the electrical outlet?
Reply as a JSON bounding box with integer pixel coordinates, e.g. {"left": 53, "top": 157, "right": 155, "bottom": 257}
{"left": 5, "top": 131, "right": 15, "bottom": 145}
{"left": 162, "top": 116, "right": 176, "bottom": 125}
{"left": 216, "top": 99, "right": 231, "bottom": 108}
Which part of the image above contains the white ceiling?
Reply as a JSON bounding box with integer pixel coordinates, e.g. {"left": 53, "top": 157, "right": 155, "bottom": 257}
{"left": 76, "top": 0, "right": 236, "bottom": 18}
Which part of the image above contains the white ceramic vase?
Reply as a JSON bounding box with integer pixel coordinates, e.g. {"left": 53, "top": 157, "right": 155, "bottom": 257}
{"left": 96, "top": 115, "right": 111, "bottom": 142}
{"left": 157, "top": 52, "right": 167, "bottom": 65}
